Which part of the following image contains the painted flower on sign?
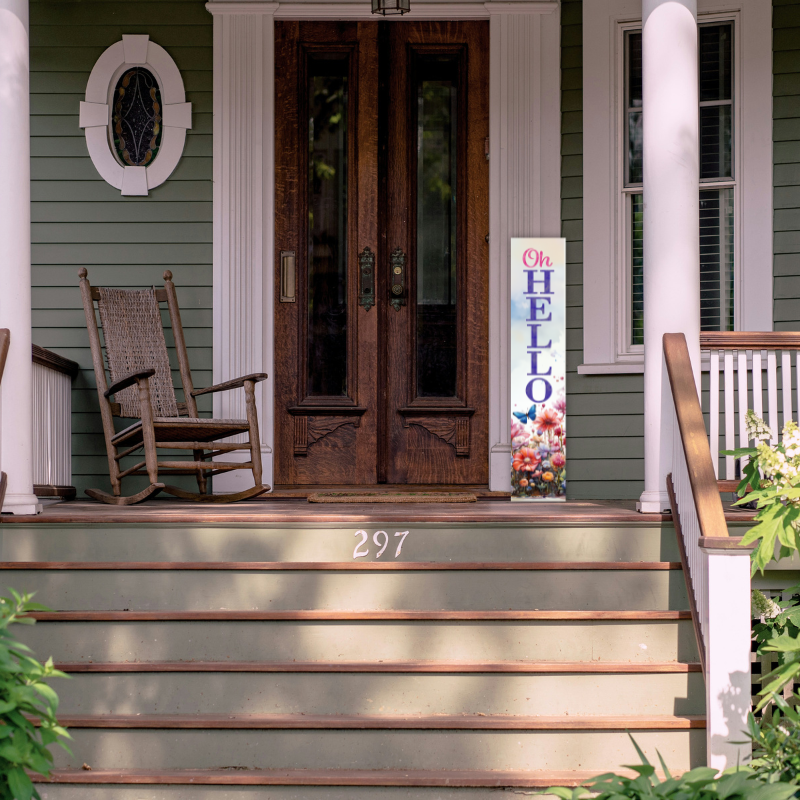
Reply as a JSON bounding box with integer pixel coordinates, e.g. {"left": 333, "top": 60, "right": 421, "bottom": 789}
{"left": 510, "top": 398, "right": 566, "bottom": 500}
{"left": 512, "top": 447, "right": 540, "bottom": 472}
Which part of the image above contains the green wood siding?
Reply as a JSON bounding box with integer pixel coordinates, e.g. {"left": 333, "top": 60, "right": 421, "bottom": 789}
{"left": 562, "top": 0, "right": 645, "bottom": 500}
{"left": 774, "top": 0, "right": 800, "bottom": 329}
{"left": 30, "top": 1, "right": 213, "bottom": 496}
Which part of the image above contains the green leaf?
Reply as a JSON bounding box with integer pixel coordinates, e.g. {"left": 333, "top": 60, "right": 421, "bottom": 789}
{"left": 7, "top": 767, "right": 32, "bottom": 800}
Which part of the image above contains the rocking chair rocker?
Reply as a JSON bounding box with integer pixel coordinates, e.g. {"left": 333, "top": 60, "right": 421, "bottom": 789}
{"left": 79, "top": 268, "right": 270, "bottom": 504}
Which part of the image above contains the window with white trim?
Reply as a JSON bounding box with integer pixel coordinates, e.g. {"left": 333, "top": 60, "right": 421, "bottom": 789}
{"left": 580, "top": 0, "right": 772, "bottom": 376}
{"left": 623, "top": 23, "right": 735, "bottom": 349}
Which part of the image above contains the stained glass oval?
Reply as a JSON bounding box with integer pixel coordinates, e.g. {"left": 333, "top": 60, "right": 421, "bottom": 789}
{"left": 112, "top": 67, "right": 162, "bottom": 167}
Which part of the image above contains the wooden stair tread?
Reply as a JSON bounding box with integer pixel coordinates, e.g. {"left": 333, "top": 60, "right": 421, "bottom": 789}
{"left": 30, "top": 610, "right": 692, "bottom": 621}
{"left": 0, "top": 561, "right": 683, "bottom": 570}
{"left": 55, "top": 659, "right": 702, "bottom": 673}
{"left": 48, "top": 713, "right": 706, "bottom": 730}
{"left": 30, "top": 768, "right": 666, "bottom": 786}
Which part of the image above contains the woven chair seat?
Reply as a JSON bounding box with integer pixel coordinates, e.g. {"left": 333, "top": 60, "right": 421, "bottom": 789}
{"left": 112, "top": 418, "right": 251, "bottom": 446}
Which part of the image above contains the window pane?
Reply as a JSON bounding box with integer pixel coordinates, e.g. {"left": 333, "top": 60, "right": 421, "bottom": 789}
{"left": 700, "top": 188, "right": 734, "bottom": 332}
{"left": 307, "top": 55, "right": 348, "bottom": 397}
{"left": 625, "top": 32, "right": 643, "bottom": 186}
{"left": 699, "top": 24, "right": 732, "bottom": 103}
{"left": 700, "top": 104, "right": 732, "bottom": 180}
{"left": 631, "top": 193, "right": 644, "bottom": 346}
{"left": 416, "top": 56, "right": 458, "bottom": 398}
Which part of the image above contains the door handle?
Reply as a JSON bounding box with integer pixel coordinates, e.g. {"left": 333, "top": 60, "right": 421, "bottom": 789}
{"left": 389, "top": 247, "right": 406, "bottom": 311}
{"left": 358, "top": 247, "right": 375, "bottom": 311}
{"left": 280, "top": 250, "right": 296, "bottom": 303}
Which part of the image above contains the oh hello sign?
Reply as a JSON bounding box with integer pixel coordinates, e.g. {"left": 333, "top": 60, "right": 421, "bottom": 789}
{"left": 510, "top": 238, "right": 566, "bottom": 501}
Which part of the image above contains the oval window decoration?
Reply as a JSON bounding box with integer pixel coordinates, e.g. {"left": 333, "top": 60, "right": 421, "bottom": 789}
{"left": 79, "top": 35, "right": 192, "bottom": 196}
{"left": 113, "top": 67, "right": 163, "bottom": 167}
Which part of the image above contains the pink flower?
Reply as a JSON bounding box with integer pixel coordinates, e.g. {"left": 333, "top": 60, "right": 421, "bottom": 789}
{"left": 551, "top": 452, "right": 566, "bottom": 468}
{"left": 511, "top": 419, "right": 526, "bottom": 438}
{"left": 535, "top": 407, "right": 560, "bottom": 432}
{"left": 553, "top": 396, "right": 566, "bottom": 414}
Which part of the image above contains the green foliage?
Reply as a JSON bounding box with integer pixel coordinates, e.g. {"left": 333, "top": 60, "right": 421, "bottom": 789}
{"left": 748, "top": 697, "right": 800, "bottom": 785}
{"left": 0, "top": 590, "right": 70, "bottom": 800}
{"left": 541, "top": 735, "right": 798, "bottom": 800}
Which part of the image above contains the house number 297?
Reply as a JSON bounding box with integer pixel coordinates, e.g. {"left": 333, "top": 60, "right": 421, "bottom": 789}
{"left": 353, "top": 530, "right": 410, "bottom": 560}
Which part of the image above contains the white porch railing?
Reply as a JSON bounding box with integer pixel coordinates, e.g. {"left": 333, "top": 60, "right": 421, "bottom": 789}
{"left": 703, "top": 333, "right": 800, "bottom": 487}
{"left": 664, "top": 333, "right": 752, "bottom": 772}
{"left": 32, "top": 345, "right": 78, "bottom": 500}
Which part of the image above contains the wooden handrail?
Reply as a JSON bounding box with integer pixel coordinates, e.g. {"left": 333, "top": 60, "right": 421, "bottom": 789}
{"left": 664, "top": 333, "right": 728, "bottom": 539}
{"left": 700, "top": 331, "right": 800, "bottom": 349}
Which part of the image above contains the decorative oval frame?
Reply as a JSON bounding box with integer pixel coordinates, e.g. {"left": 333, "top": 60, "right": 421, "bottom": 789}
{"left": 79, "top": 35, "right": 192, "bottom": 196}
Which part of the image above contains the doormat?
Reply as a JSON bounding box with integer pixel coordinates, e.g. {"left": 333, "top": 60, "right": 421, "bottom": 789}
{"left": 307, "top": 492, "right": 478, "bottom": 503}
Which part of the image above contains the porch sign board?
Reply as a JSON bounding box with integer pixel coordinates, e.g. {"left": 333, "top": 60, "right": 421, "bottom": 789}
{"left": 510, "top": 238, "right": 567, "bottom": 501}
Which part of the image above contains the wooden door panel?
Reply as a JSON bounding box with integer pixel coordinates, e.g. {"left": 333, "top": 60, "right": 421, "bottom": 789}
{"left": 384, "top": 21, "right": 489, "bottom": 485}
{"left": 274, "top": 22, "right": 380, "bottom": 485}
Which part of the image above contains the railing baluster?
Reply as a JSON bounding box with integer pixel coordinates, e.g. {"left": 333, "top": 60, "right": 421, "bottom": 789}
{"left": 768, "top": 350, "right": 779, "bottom": 443}
{"left": 752, "top": 350, "right": 763, "bottom": 421}
{"left": 737, "top": 350, "right": 749, "bottom": 464}
{"left": 724, "top": 350, "right": 735, "bottom": 479}
{"left": 782, "top": 350, "right": 792, "bottom": 433}
{"left": 709, "top": 350, "right": 720, "bottom": 478}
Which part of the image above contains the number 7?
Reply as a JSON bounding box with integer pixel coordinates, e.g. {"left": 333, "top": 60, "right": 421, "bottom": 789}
{"left": 394, "top": 530, "right": 409, "bottom": 558}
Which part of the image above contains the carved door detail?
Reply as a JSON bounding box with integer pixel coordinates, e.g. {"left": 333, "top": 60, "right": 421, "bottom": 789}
{"left": 274, "top": 20, "right": 489, "bottom": 486}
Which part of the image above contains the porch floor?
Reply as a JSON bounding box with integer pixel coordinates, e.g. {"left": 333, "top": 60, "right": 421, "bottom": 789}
{"left": 1, "top": 497, "right": 755, "bottom": 525}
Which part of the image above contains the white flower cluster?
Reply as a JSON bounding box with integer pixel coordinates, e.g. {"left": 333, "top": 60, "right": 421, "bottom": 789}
{"left": 751, "top": 588, "right": 781, "bottom": 620}
{"left": 746, "top": 409, "right": 773, "bottom": 442}
{"left": 751, "top": 417, "right": 800, "bottom": 493}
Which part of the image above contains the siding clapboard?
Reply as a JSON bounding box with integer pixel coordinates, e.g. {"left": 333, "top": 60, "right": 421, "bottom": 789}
{"left": 774, "top": 0, "right": 800, "bottom": 332}
{"left": 562, "top": 0, "right": 645, "bottom": 500}
{"left": 30, "top": 0, "right": 213, "bottom": 496}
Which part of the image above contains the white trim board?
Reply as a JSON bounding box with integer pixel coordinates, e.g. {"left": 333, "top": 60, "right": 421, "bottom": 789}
{"left": 207, "top": 1, "right": 561, "bottom": 494}
{"left": 206, "top": 1, "right": 557, "bottom": 17}
{"left": 581, "top": 0, "right": 773, "bottom": 375}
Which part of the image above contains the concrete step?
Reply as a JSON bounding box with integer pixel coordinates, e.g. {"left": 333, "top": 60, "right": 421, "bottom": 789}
{"left": 53, "top": 669, "right": 705, "bottom": 716}
{"left": 6, "top": 566, "right": 689, "bottom": 611}
{"left": 49, "top": 726, "right": 705, "bottom": 772}
{"left": 1, "top": 522, "right": 680, "bottom": 563}
{"left": 20, "top": 617, "right": 699, "bottom": 663}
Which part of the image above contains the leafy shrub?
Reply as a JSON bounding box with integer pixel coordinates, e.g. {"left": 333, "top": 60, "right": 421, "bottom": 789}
{"left": 748, "top": 697, "right": 800, "bottom": 785}
{"left": 0, "top": 590, "right": 69, "bottom": 800}
{"left": 542, "top": 736, "right": 799, "bottom": 800}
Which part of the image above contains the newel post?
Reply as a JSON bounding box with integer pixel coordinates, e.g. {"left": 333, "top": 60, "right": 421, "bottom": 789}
{"left": 638, "top": 0, "right": 701, "bottom": 513}
{"left": 0, "top": 0, "right": 41, "bottom": 515}
{"left": 702, "top": 542, "right": 752, "bottom": 771}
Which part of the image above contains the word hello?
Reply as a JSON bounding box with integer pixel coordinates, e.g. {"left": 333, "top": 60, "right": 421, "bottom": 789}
{"left": 522, "top": 249, "right": 555, "bottom": 404}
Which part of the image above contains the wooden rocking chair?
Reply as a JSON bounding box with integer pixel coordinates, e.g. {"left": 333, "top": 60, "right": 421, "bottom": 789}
{"left": 79, "top": 268, "right": 270, "bottom": 505}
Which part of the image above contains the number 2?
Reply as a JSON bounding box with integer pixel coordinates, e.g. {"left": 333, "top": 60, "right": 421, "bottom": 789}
{"left": 353, "top": 530, "right": 369, "bottom": 559}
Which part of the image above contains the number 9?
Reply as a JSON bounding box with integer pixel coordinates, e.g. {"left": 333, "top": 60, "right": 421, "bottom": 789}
{"left": 373, "top": 531, "right": 389, "bottom": 559}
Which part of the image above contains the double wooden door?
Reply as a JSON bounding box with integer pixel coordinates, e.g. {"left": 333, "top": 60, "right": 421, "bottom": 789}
{"left": 274, "top": 20, "right": 489, "bottom": 486}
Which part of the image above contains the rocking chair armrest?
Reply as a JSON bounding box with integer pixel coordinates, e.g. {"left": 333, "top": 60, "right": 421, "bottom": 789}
{"left": 191, "top": 373, "right": 269, "bottom": 397}
{"left": 104, "top": 369, "right": 156, "bottom": 398}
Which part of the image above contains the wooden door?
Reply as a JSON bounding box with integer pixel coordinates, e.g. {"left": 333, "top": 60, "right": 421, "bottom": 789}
{"left": 274, "top": 20, "right": 488, "bottom": 487}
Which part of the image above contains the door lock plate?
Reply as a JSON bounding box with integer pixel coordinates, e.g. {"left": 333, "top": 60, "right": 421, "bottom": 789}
{"left": 390, "top": 248, "right": 406, "bottom": 311}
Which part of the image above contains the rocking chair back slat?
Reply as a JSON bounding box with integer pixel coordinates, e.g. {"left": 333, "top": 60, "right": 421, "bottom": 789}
{"left": 97, "top": 288, "right": 179, "bottom": 419}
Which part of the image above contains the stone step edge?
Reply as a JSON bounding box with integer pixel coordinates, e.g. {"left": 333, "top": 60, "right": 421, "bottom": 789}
{"left": 29, "top": 610, "right": 693, "bottom": 621}
{"left": 0, "top": 561, "right": 683, "bottom": 571}
{"left": 28, "top": 768, "right": 662, "bottom": 787}
{"left": 55, "top": 659, "right": 703, "bottom": 673}
{"left": 42, "top": 714, "right": 706, "bottom": 730}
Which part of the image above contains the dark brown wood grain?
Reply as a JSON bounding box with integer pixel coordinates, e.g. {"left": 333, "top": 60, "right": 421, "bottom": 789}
{"left": 31, "top": 344, "right": 79, "bottom": 379}
{"left": 28, "top": 610, "right": 692, "bottom": 621}
{"left": 663, "top": 334, "right": 729, "bottom": 539}
{"left": 0, "top": 561, "right": 681, "bottom": 570}
{"left": 30, "top": 768, "right": 639, "bottom": 787}
{"left": 45, "top": 714, "right": 706, "bottom": 730}
{"left": 700, "top": 332, "right": 800, "bottom": 349}
{"left": 54, "top": 660, "right": 702, "bottom": 673}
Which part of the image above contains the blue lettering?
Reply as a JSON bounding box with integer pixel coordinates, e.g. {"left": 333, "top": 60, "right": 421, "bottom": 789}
{"left": 526, "top": 378, "right": 553, "bottom": 404}
{"left": 525, "top": 269, "right": 554, "bottom": 295}
{"left": 528, "top": 297, "right": 552, "bottom": 322}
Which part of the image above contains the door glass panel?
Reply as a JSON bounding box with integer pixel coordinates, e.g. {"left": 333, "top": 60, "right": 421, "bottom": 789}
{"left": 416, "top": 55, "right": 458, "bottom": 398}
{"left": 307, "top": 54, "right": 348, "bottom": 397}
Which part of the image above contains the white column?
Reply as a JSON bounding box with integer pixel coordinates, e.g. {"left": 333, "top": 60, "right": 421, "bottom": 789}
{"left": 702, "top": 547, "right": 752, "bottom": 771}
{"left": 638, "top": 0, "right": 700, "bottom": 513}
{"left": 488, "top": 4, "right": 561, "bottom": 492}
{"left": 0, "top": 0, "right": 41, "bottom": 515}
{"left": 207, "top": 2, "right": 278, "bottom": 493}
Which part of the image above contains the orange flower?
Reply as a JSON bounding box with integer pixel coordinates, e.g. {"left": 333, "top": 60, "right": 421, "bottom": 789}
{"left": 535, "top": 407, "right": 560, "bottom": 432}
{"left": 519, "top": 478, "right": 529, "bottom": 488}
{"left": 513, "top": 447, "right": 540, "bottom": 472}
{"left": 542, "top": 471, "right": 555, "bottom": 482}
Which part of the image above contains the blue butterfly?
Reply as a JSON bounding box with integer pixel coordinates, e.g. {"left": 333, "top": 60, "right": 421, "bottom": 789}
{"left": 513, "top": 405, "right": 537, "bottom": 424}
